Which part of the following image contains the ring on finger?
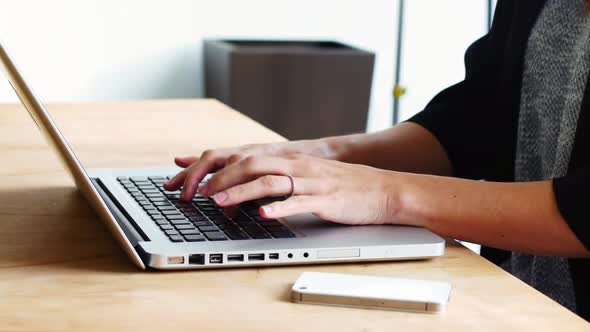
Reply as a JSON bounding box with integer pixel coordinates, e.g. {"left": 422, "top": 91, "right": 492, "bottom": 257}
{"left": 285, "top": 174, "right": 296, "bottom": 197}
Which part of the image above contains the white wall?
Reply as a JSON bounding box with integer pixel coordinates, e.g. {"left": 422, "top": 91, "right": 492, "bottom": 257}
{"left": 0, "top": 0, "right": 489, "bottom": 132}
{"left": 399, "top": 1, "right": 489, "bottom": 122}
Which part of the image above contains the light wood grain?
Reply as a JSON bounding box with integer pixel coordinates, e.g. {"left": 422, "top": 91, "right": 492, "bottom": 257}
{"left": 0, "top": 99, "right": 588, "bottom": 331}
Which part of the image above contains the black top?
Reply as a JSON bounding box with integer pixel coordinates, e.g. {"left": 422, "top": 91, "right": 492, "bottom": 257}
{"left": 408, "top": 0, "right": 590, "bottom": 320}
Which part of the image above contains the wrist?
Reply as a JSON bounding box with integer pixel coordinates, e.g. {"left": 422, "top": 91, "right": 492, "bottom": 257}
{"left": 319, "top": 134, "right": 364, "bottom": 162}
{"left": 383, "top": 171, "right": 431, "bottom": 228}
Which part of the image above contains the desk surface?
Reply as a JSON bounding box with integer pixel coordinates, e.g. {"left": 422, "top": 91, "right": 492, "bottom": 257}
{"left": 0, "top": 99, "right": 588, "bottom": 331}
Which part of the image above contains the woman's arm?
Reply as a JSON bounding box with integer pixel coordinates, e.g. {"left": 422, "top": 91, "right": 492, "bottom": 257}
{"left": 396, "top": 173, "right": 590, "bottom": 257}
{"left": 326, "top": 122, "right": 452, "bottom": 176}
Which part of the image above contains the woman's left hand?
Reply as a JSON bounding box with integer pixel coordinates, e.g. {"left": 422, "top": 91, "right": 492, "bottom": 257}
{"left": 191, "top": 154, "right": 402, "bottom": 226}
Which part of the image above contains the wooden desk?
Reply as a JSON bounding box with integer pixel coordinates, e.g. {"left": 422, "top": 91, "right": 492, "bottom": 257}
{"left": 0, "top": 100, "right": 588, "bottom": 331}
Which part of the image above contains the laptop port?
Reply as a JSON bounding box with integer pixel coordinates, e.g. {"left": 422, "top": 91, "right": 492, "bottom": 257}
{"left": 227, "top": 254, "right": 244, "bottom": 262}
{"left": 248, "top": 253, "right": 265, "bottom": 261}
{"left": 189, "top": 254, "right": 205, "bottom": 265}
{"left": 209, "top": 254, "right": 223, "bottom": 264}
{"left": 269, "top": 253, "right": 279, "bottom": 260}
{"left": 167, "top": 256, "right": 185, "bottom": 264}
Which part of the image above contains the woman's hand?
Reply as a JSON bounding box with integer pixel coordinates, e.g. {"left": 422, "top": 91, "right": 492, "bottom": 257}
{"left": 164, "top": 139, "right": 339, "bottom": 200}
{"left": 195, "top": 154, "right": 402, "bottom": 226}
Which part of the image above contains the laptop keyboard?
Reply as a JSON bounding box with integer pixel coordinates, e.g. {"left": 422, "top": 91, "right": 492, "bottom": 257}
{"left": 116, "top": 176, "right": 296, "bottom": 243}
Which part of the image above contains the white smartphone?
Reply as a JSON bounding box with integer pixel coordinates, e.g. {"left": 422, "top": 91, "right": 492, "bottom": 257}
{"left": 291, "top": 272, "right": 451, "bottom": 313}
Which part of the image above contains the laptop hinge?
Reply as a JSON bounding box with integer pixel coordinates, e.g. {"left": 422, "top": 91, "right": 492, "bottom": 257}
{"left": 91, "top": 178, "right": 149, "bottom": 245}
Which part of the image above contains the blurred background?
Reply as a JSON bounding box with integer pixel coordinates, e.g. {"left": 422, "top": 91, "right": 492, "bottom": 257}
{"left": 0, "top": 0, "right": 494, "bottom": 134}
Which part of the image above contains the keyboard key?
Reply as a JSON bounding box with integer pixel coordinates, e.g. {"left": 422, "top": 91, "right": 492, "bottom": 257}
{"left": 235, "top": 219, "right": 256, "bottom": 226}
{"left": 157, "top": 206, "right": 177, "bottom": 211}
{"left": 251, "top": 232, "right": 273, "bottom": 239}
{"left": 141, "top": 190, "right": 160, "bottom": 195}
{"left": 179, "top": 229, "right": 200, "bottom": 235}
{"left": 117, "top": 176, "right": 128, "bottom": 181}
{"left": 154, "top": 219, "right": 168, "bottom": 226}
{"left": 270, "top": 231, "right": 296, "bottom": 238}
{"left": 231, "top": 214, "right": 253, "bottom": 221}
{"left": 258, "top": 220, "right": 283, "bottom": 228}
{"left": 184, "top": 234, "right": 206, "bottom": 242}
{"left": 169, "top": 235, "right": 184, "bottom": 242}
{"left": 148, "top": 176, "right": 166, "bottom": 181}
{"left": 180, "top": 207, "right": 199, "bottom": 214}
{"left": 169, "top": 219, "right": 191, "bottom": 225}
{"left": 176, "top": 224, "right": 197, "bottom": 230}
{"left": 205, "top": 212, "right": 224, "bottom": 220}
{"left": 263, "top": 226, "right": 290, "bottom": 234}
{"left": 198, "top": 226, "right": 218, "bottom": 232}
{"left": 130, "top": 176, "right": 148, "bottom": 182}
{"left": 192, "top": 220, "right": 214, "bottom": 227}
{"left": 242, "top": 225, "right": 265, "bottom": 234}
{"left": 204, "top": 231, "right": 228, "bottom": 241}
{"left": 167, "top": 215, "right": 188, "bottom": 221}
{"left": 162, "top": 210, "right": 182, "bottom": 215}
{"left": 189, "top": 217, "right": 209, "bottom": 224}
{"left": 211, "top": 219, "right": 231, "bottom": 226}
{"left": 225, "top": 230, "right": 250, "bottom": 240}
{"left": 185, "top": 211, "right": 205, "bottom": 217}
{"left": 160, "top": 224, "right": 174, "bottom": 230}
{"left": 164, "top": 229, "right": 179, "bottom": 236}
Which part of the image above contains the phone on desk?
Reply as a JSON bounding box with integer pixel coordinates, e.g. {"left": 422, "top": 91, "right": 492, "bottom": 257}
{"left": 291, "top": 272, "right": 451, "bottom": 313}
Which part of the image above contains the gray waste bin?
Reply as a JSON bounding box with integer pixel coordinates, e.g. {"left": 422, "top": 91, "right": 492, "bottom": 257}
{"left": 204, "top": 40, "right": 374, "bottom": 140}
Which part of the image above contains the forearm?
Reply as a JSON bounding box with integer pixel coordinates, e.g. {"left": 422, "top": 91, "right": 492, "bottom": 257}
{"left": 324, "top": 122, "right": 452, "bottom": 176}
{"left": 395, "top": 173, "right": 589, "bottom": 257}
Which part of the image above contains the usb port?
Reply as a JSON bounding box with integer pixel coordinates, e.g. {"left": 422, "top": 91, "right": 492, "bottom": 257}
{"left": 188, "top": 254, "right": 205, "bottom": 265}
{"left": 227, "top": 254, "right": 244, "bottom": 262}
{"left": 209, "top": 254, "right": 223, "bottom": 264}
{"left": 248, "top": 253, "right": 265, "bottom": 261}
{"left": 269, "top": 253, "right": 279, "bottom": 260}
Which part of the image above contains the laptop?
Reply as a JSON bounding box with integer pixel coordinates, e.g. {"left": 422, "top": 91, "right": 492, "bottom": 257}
{"left": 0, "top": 42, "right": 445, "bottom": 270}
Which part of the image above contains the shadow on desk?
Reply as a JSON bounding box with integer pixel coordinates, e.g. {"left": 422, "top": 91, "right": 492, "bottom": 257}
{"left": 0, "top": 185, "right": 137, "bottom": 273}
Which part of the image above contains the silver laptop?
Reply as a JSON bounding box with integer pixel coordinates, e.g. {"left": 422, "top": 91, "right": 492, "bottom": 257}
{"left": 0, "top": 42, "right": 445, "bottom": 270}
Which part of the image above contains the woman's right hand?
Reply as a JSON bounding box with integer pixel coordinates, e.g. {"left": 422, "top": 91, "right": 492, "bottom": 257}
{"left": 163, "top": 138, "right": 339, "bottom": 201}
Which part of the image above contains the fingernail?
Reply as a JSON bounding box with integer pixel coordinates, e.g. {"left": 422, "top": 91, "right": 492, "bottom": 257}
{"left": 261, "top": 206, "right": 273, "bottom": 215}
{"left": 212, "top": 191, "right": 228, "bottom": 204}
